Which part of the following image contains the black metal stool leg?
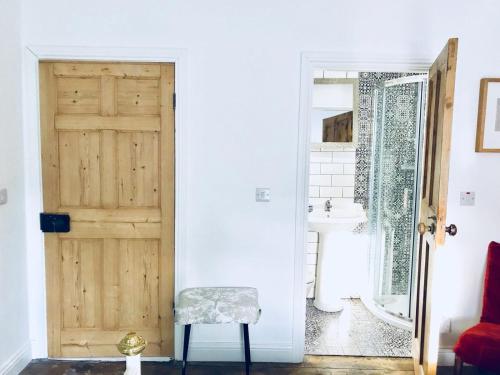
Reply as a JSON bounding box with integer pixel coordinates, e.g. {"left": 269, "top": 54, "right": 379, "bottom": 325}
{"left": 242, "top": 324, "right": 251, "bottom": 375}
{"left": 182, "top": 324, "right": 191, "bottom": 375}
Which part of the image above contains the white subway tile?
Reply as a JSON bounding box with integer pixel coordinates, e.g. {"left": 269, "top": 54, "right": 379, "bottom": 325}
{"left": 307, "top": 242, "right": 318, "bottom": 254}
{"left": 321, "top": 163, "right": 343, "bottom": 175}
{"left": 324, "top": 70, "right": 347, "bottom": 78}
{"left": 331, "top": 197, "right": 354, "bottom": 205}
{"left": 310, "top": 151, "right": 332, "bottom": 163}
{"left": 342, "top": 145, "right": 356, "bottom": 151}
{"left": 332, "top": 174, "right": 355, "bottom": 187}
{"left": 308, "top": 197, "right": 326, "bottom": 206}
{"left": 343, "top": 163, "right": 355, "bottom": 175}
{"left": 307, "top": 265, "right": 317, "bottom": 277}
{"left": 313, "top": 69, "right": 324, "bottom": 79}
{"left": 309, "top": 163, "right": 320, "bottom": 175}
{"left": 332, "top": 151, "right": 356, "bottom": 163}
{"left": 309, "top": 186, "right": 319, "bottom": 198}
{"left": 320, "top": 186, "right": 343, "bottom": 198}
{"left": 320, "top": 143, "right": 343, "bottom": 151}
{"left": 343, "top": 186, "right": 355, "bottom": 198}
{"left": 309, "top": 175, "right": 331, "bottom": 186}
{"left": 307, "top": 231, "right": 319, "bottom": 243}
{"left": 306, "top": 253, "right": 318, "bottom": 265}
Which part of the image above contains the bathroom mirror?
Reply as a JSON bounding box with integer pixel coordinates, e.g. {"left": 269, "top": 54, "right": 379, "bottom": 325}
{"left": 310, "top": 78, "right": 359, "bottom": 149}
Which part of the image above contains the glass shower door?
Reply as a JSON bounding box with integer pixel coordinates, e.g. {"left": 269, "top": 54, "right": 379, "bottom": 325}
{"left": 369, "top": 76, "right": 426, "bottom": 320}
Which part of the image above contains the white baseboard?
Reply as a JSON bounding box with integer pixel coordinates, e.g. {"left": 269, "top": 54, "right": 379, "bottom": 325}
{"left": 0, "top": 342, "right": 31, "bottom": 375}
{"left": 0, "top": 340, "right": 453, "bottom": 370}
{"left": 182, "top": 341, "right": 293, "bottom": 363}
{"left": 438, "top": 348, "right": 456, "bottom": 367}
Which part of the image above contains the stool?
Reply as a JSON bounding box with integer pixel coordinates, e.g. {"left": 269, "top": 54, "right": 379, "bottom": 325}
{"left": 175, "top": 287, "right": 261, "bottom": 375}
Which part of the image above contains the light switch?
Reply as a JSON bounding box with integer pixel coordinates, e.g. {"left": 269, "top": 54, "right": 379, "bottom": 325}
{"left": 256, "top": 188, "right": 271, "bottom": 202}
{"left": 0, "top": 188, "right": 7, "bottom": 205}
{"left": 460, "top": 191, "right": 475, "bottom": 206}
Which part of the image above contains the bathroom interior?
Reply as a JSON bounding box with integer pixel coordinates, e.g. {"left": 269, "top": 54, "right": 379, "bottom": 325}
{"left": 305, "top": 70, "right": 427, "bottom": 357}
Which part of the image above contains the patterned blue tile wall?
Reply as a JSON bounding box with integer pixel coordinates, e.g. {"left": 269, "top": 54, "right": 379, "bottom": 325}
{"left": 355, "top": 72, "right": 421, "bottom": 296}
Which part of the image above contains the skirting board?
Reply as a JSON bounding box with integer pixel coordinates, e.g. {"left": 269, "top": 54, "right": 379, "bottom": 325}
{"left": 187, "top": 342, "right": 452, "bottom": 364}
{"left": 187, "top": 346, "right": 454, "bottom": 365}
{"left": 0, "top": 341, "right": 31, "bottom": 375}
{"left": 181, "top": 342, "right": 293, "bottom": 363}
{"left": 7, "top": 341, "right": 452, "bottom": 369}
{"left": 438, "top": 348, "right": 456, "bottom": 367}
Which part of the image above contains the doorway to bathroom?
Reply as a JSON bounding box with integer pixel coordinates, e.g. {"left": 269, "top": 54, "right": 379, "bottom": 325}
{"left": 303, "top": 69, "right": 427, "bottom": 357}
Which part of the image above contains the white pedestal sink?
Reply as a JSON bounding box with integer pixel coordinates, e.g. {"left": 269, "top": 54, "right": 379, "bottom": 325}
{"left": 309, "top": 202, "right": 367, "bottom": 313}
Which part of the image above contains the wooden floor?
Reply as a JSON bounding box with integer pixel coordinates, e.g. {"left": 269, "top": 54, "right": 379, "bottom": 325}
{"left": 21, "top": 356, "right": 474, "bottom": 375}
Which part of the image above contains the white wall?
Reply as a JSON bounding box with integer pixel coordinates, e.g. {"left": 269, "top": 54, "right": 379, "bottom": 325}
{"left": 0, "top": 0, "right": 31, "bottom": 373}
{"left": 20, "top": 0, "right": 500, "bottom": 362}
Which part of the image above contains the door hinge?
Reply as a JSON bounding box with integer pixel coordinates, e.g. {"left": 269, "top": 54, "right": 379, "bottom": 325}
{"left": 172, "top": 302, "right": 176, "bottom": 315}
{"left": 173, "top": 93, "right": 176, "bottom": 110}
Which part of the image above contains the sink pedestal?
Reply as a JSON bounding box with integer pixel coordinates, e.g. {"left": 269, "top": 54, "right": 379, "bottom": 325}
{"left": 313, "top": 231, "right": 346, "bottom": 313}
{"left": 308, "top": 203, "right": 367, "bottom": 313}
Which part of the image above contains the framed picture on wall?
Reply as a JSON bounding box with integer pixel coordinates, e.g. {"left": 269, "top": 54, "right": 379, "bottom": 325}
{"left": 476, "top": 78, "right": 500, "bottom": 152}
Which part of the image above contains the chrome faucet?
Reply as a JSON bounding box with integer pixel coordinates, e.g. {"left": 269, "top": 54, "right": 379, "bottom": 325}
{"left": 325, "top": 200, "right": 332, "bottom": 212}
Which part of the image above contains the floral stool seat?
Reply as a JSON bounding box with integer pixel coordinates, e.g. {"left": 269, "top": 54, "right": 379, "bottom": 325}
{"left": 175, "top": 287, "right": 261, "bottom": 375}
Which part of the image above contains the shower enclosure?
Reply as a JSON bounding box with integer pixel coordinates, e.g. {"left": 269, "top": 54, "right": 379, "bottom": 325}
{"left": 368, "top": 75, "right": 427, "bottom": 321}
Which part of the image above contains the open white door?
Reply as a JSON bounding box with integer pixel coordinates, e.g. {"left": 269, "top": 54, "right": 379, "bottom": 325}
{"left": 413, "top": 38, "right": 459, "bottom": 375}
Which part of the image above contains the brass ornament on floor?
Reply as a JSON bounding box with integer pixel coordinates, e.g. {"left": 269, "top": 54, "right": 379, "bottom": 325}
{"left": 117, "top": 332, "right": 147, "bottom": 356}
{"left": 118, "top": 332, "right": 147, "bottom": 375}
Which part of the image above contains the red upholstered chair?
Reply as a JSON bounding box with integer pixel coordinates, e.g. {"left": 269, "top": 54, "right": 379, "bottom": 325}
{"left": 454, "top": 241, "right": 500, "bottom": 374}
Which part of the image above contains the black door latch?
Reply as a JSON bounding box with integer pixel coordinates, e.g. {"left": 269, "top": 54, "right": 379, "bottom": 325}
{"left": 40, "top": 213, "right": 70, "bottom": 233}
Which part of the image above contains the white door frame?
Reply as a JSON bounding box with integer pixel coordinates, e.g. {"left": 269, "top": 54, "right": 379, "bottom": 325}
{"left": 291, "top": 51, "right": 431, "bottom": 361}
{"left": 23, "top": 45, "right": 189, "bottom": 360}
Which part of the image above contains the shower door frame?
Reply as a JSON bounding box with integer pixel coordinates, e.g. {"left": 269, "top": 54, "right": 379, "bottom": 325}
{"left": 293, "top": 52, "right": 432, "bottom": 362}
{"left": 370, "top": 76, "right": 428, "bottom": 321}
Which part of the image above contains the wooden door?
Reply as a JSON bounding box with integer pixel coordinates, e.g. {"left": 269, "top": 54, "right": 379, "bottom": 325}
{"left": 413, "top": 39, "right": 458, "bottom": 375}
{"left": 39, "top": 62, "right": 175, "bottom": 357}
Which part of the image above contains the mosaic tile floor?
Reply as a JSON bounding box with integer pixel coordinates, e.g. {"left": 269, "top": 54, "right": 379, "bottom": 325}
{"left": 305, "top": 298, "right": 412, "bottom": 357}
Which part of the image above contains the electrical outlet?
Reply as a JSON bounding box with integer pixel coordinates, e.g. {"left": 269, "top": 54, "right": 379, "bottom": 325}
{"left": 0, "top": 188, "right": 7, "bottom": 205}
{"left": 460, "top": 191, "right": 475, "bottom": 206}
{"left": 255, "top": 188, "right": 271, "bottom": 202}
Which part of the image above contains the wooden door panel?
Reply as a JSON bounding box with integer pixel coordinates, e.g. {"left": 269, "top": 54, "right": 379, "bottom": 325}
{"left": 61, "top": 239, "right": 103, "bottom": 329}
{"left": 119, "top": 239, "right": 160, "bottom": 328}
{"left": 57, "top": 222, "right": 161, "bottom": 239}
{"left": 413, "top": 38, "right": 458, "bottom": 375}
{"left": 40, "top": 61, "right": 174, "bottom": 357}
{"left": 117, "top": 79, "right": 160, "bottom": 115}
{"left": 59, "top": 131, "right": 102, "bottom": 207}
{"left": 57, "top": 208, "right": 161, "bottom": 223}
{"left": 57, "top": 77, "right": 101, "bottom": 114}
{"left": 101, "top": 130, "right": 118, "bottom": 208}
{"left": 117, "top": 131, "right": 160, "bottom": 207}
{"left": 60, "top": 336, "right": 161, "bottom": 358}
{"left": 55, "top": 115, "right": 161, "bottom": 131}
{"left": 53, "top": 62, "right": 161, "bottom": 79}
